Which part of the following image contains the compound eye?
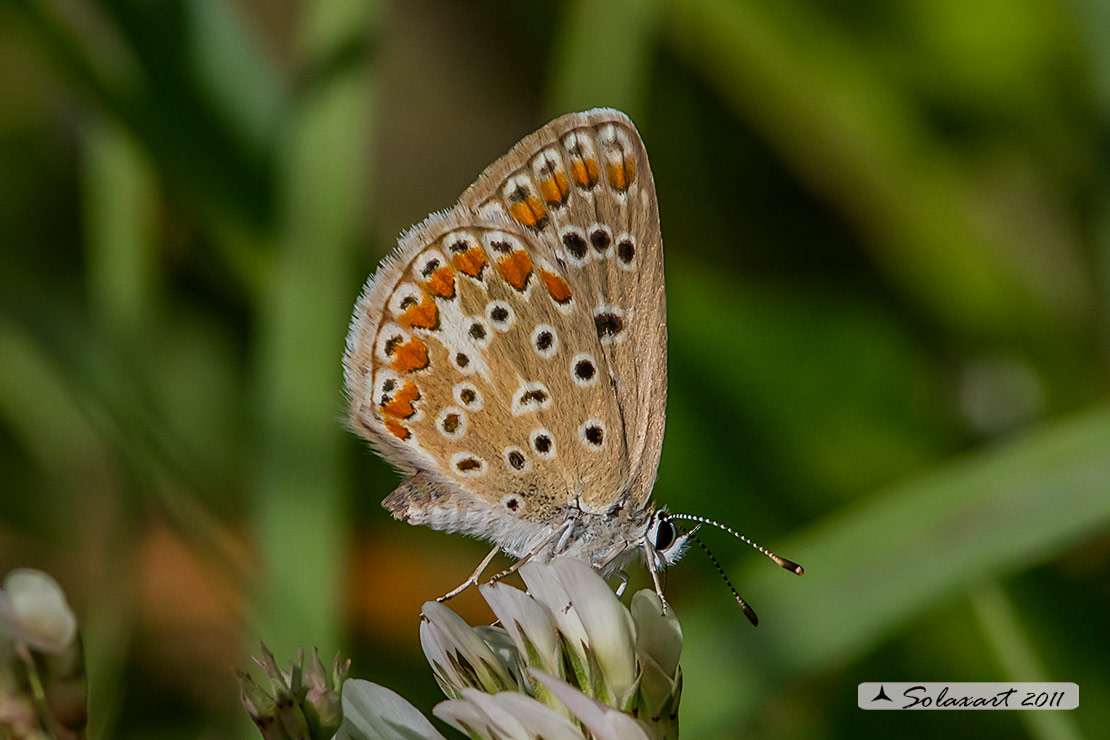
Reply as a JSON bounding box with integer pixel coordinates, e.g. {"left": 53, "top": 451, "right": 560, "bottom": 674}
{"left": 653, "top": 520, "right": 675, "bottom": 551}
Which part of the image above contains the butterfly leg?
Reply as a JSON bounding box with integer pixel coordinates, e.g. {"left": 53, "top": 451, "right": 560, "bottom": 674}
{"left": 643, "top": 539, "right": 670, "bottom": 615}
{"left": 487, "top": 518, "right": 575, "bottom": 585}
{"left": 437, "top": 546, "right": 499, "bottom": 602}
{"left": 594, "top": 543, "right": 627, "bottom": 573}
{"left": 593, "top": 545, "right": 632, "bottom": 597}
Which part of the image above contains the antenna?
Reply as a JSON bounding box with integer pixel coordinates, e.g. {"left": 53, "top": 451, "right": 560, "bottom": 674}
{"left": 664, "top": 513, "right": 804, "bottom": 575}
{"left": 688, "top": 530, "right": 760, "bottom": 626}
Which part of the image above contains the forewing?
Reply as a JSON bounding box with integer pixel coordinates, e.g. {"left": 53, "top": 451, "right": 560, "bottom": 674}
{"left": 458, "top": 108, "right": 667, "bottom": 509}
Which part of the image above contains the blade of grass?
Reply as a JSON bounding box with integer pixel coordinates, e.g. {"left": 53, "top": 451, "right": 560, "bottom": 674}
{"left": 972, "top": 581, "right": 1083, "bottom": 740}
{"left": 0, "top": 320, "right": 104, "bottom": 490}
{"left": 666, "top": 0, "right": 1082, "bottom": 344}
{"left": 79, "top": 119, "right": 155, "bottom": 740}
{"left": 7, "top": 0, "right": 276, "bottom": 299}
{"left": 83, "top": 121, "right": 156, "bottom": 345}
{"left": 546, "top": 0, "right": 664, "bottom": 120}
{"left": 682, "top": 404, "right": 1110, "bottom": 734}
{"left": 251, "top": 0, "right": 379, "bottom": 658}
{"left": 185, "top": 0, "right": 284, "bottom": 164}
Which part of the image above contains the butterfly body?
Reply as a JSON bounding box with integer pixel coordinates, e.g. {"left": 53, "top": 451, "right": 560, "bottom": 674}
{"left": 344, "top": 109, "right": 682, "bottom": 579}
{"left": 381, "top": 471, "right": 656, "bottom": 573}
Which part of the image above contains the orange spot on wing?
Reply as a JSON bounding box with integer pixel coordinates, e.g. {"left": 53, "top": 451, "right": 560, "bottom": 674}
{"left": 452, "top": 247, "right": 486, "bottom": 278}
{"left": 497, "top": 250, "right": 533, "bottom": 292}
{"left": 571, "top": 158, "right": 599, "bottom": 188}
{"left": 400, "top": 293, "right": 438, "bottom": 329}
{"left": 508, "top": 197, "right": 548, "bottom": 228}
{"left": 540, "top": 270, "right": 572, "bottom": 303}
{"left": 381, "top": 381, "right": 420, "bottom": 418}
{"left": 540, "top": 173, "right": 570, "bottom": 205}
{"left": 384, "top": 418, "right": 410, "bottom": 440}
{"left": 390, "top": 337, "right": 429, "bottom": 373}
{"left": 607, "top": 159, "right": 636, "bottom": 190}
{"left": 423, "top": 265, "right": 456, "bottom": 299}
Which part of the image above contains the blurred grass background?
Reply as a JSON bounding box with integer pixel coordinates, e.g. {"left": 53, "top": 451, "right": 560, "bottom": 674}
{"left": 1, "top": 0, "right": 1107, "bottom": 738}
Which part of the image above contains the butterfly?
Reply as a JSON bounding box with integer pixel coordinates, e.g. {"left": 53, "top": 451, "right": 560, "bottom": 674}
{"left": 343, "top": 109, "right": 800, "bottom": 620}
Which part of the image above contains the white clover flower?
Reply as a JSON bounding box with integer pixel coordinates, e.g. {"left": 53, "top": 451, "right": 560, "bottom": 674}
{"left": 340, "top": 681, "right": 447, "bottom": 740}
{"left": 334, "top": 557, "right": 684, "bottom": 740}
{"left": 0, "top": 570, "right": 78, "bottom": 655}
{"left": 0, "top": 569, "right": 86, "bottom": 740}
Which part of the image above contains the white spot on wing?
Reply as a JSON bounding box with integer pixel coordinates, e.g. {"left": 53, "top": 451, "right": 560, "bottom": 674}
{"left": 436, "top": 406, "right": 467, "bottom": 439}
{"left": 592, "top": 303, "right": 626, "bottom": 345}
{"left": 477, "top": 201, "right": 506, "bottom": 221}
{"left": 443, "top": 230, "right": 477, "bottom": 255}
{"left": 434, "top": 294, "right": 492, "bottom": 380}
{"left": 375, "top": 323, "right": 409, "bottom": 364}
{"left": 450, "top": 452, "right": 487, "bottom": 477}
{"left": 587, "top": 223, "right": 613, "bottom": 259}
{"left": 453, "top": 381, "right": 483, "bottom": 410}
{"left": 578, "top": 418, "right": 606, "bottom": 450}
{"left": 487, "top": 301, "right": 516, "bottom": 332}
{"left": 558, "top": 225, "right": 590, "bottom": 268}
{"left": 512, "top": 381, "right": 552, "bottom": 416}
{"left": 387, "top": 283, "right": 426, "bottom": 318}
{"left": 530, "top": 428, "right": 557, "bottom": 459}
{"left": 570, "top": 353, "right": 599, "bottom": 387}
{"left": 531, "top": 324, "right": 558, "bottom": 358}
{"left": 502, "top": 446, "right": 531, "bottom": 473}
{"left": 411, "top": 249, "right": 448, "bottom": 282}
{"left": 615, "top": 232, "right": 636, "bottom": 271}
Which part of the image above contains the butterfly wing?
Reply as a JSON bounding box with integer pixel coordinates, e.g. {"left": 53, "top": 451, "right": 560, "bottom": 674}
{"left": 458, "top": 108, "right": 667, "bottom": 510}
{"left": 344, "top": 109, "right": 665, "bottom": 558}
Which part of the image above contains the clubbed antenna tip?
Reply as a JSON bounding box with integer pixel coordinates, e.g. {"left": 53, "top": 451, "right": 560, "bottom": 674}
{"left": 780, "top": 558, "right": 804, "bottom": 576}
{"left": 662, "top": 512, "right": 803, "bottom": 625}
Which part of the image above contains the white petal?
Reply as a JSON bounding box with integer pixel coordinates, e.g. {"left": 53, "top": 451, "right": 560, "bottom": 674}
{"left": 529, "top": 670, "right": 653, "bottom": 740}
{"left": 550, "top": 558, "right": 637, "bottom": 706}
{"left": 432, "top": 699, "right": 494, "bottom": 740}
{"left": 631, "top": 589, "right": 682, "bottom": 677}
{"left": 518, "top": 561, "right": 589, "bottom": 667}
{"left": 0, "top": 569, "right": 77, "bottom": 653}
{"left": 484, "top": 691, "right": 586, "bottom": 740}
{"left": 632, "top": 652, "right": 677, "bottom": 721}
{"left": 420, "top": 601, "right": 515, "bottom": 694}
{"left": 480, "top": 581, "right": 561, "bottom": 674}
{"left": 435, "top": 688, "right": 586, "bottom": 740}
{"left": 474, "top": 625, "right": 523, "bottom": 683}
{"left": 458, "top": 689, "right": 530, "bottom": 740}
{"left": 419, "top": 614, "right": 464, "bottom": 693}
{"left": 338, "top": 680, "right": 447, "bottom": 740}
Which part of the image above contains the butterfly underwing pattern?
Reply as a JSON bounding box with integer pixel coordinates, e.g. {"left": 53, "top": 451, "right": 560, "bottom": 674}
{"left": 343, "top": 108, "right": 698, "bottom": 595}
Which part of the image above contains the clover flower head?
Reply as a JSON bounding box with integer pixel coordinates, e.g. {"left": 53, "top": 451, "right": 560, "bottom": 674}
{"left": 0, "top": 570, "right": 78, "bottom": 655}
{"left": 0, "top": 569, "right": 86, "bottom": 740}
{"left": 335, "top": 557, "right": 684, "bottom": 740}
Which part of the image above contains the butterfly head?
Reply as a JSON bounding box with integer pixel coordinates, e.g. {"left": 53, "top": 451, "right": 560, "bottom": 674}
{"left": 644, "top": 509, "right": 699, "bottom": 568}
